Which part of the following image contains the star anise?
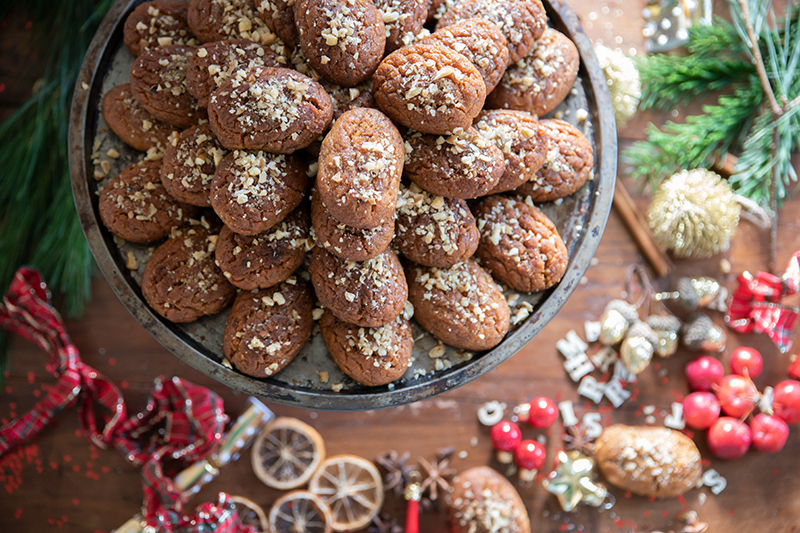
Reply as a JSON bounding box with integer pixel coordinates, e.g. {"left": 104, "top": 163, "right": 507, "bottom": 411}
{"left": 368, "top": 513, "right": 403, "bottom": 533}
{"left": 563, "top": 424, "right": 595, "bottom": 454}
{"left": 375, "top": 450, "right": 413, "bottom": 496}
{"left": 418, "top": 455, "right": 457, "bottom": 502}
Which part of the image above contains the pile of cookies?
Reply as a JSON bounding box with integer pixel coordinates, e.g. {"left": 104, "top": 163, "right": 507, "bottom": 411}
{"left": 98, "top": 0, "right": 593, "bottom": 389}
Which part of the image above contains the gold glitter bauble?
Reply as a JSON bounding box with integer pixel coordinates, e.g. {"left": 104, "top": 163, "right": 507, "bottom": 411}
{"left": 647, "top": 169, "right": 741, "bottom": 259}
{"left": 595, "top": 44, "right": 641, "bottom": 126}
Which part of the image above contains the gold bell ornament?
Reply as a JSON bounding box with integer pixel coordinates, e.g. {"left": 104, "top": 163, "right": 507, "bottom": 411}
{"left": 620, "top": 321, "right": 658, "bottom": 374}
{"left": 682, "top": 314, "right": 726, "bottom": 352}
{"left": 599, "top": 299, "right": 639, "bottom": 345}
{"left": 646, "top": 314, "right": 682, "bottom": 357}
{"left": 656, "top": 277, "right": 728, "bottom": 312}
{"left": 542, "top": 450, "right": 612, "bottom": 512}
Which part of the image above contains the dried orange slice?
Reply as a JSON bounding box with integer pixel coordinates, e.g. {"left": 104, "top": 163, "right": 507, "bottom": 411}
{"left": 308, "top": 454, "right": 384, "bottom": 531}
{"left": 268, "top": 490, "right": 333, "bottom": 533}
{"left": 230, "top": 495, "right": 268, "bottom": 532}
{"left": 252, "top": 417, "right": 326, "bottom": 490}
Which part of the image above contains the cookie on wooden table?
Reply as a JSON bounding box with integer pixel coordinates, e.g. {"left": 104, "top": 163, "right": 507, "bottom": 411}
{"left": 373, "top": 42, "right": 486, "bottom": 135}
{"left": 210, "top": 149, "right": 309, "bottom": 236}
{"left": 294, "top": 0, "right": 386, "bottom": 87}
{"left": 407, "top": 259, "right": 509, "bottom": 351}
{"left": 99, "top": 160, "right": 198, "bottom": 244}
{"left": 102, "top": 84, "right": 179, "bottom": 153}
{"left": 487, "top": 28, "right": 580, "bottom": 117}
{"left": 319, "top": 311, "right": 413, "bottom": 386}
{"left": 186, "top": 39, "right": 282, "bottom": 107}
{"left": 436, "top": 0, "right": 546, "bottom": 63}
{"left": 123, "top": 1, "right": 198, "bottom": 56}
{"left": 422, "top": 18, "right": 510, "bottom": 92}
{"left": 473, "top": 195, "right": 567, "bottom": 293}
{"left": 160, "top": 124, "right": 228, "bottom": 207}
{"left": 188, "top": 0, "right": 278, "bottom": 45}
{"left": 309, "top": 248, "right": 408, "bottom": 328}
{"left": 310, "top": 187, "right": 394, "bottom": 262}
{"left": 142, "top": 223, "right": 236, "bottom": 322}
{"left": 223, "top": 276, "right": 315, "bottom": 377}
{"left": 215, "top": 205, "right": 311, "bottom": 290}
{"left": 403, "top": 127, "right": 505, "bottom": 199}
{"left": 130, "top": 45, "right": 207, "bottom": 128}
{"left": 594, "top": 425, "right": 702, "bottom": 498}
{"left": 514, "top": 118, "right": 593, "bottom": 202}
{"left": 446, "top": 466, "right": 530, "bottom": 533}
{"left": 315, "top": 108, "right": 404, "bottom": 230}
{"left": 394, "top": 182, "right": 480, "bottom": 268}
{"left": 208, "top": 67, "right": 332, "bottom": 153}
{"left": 473, "top": 109, "right": 547, "bottom": 194}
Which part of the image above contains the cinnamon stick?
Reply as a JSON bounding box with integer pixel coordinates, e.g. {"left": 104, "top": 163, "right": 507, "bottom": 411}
{"left": 613, "top": 179, "right": 674, "bottom": 278}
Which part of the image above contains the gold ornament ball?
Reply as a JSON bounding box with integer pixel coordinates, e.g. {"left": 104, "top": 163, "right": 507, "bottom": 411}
{"left": 620, "top": 336, "right": 654, "bottom": 374}
{"left": 647, "top": 169, "right": 741, "bottom": 259}
{"left": 599, "top": 308, "right": 629, "bottom": 345}
{"left": 702, "top": 325, "right": 727, "bottom": 352}
{"left": 595, "top": 44, "right": 641, "bottom": 126}
{"left": 654, "top": 330, "right": 679, "bottom": 358}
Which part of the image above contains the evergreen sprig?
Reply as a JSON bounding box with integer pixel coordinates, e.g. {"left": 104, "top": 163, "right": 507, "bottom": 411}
{"left": 0, "top": 1, "right": 113, "bottom": 378}
{"left": 623, "top": 1, "right": 800, "bottom": 208}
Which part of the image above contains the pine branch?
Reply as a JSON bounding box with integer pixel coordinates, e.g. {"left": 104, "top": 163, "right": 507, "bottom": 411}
{"left": 686, "top": 17, "right": 748, "bottom": 55}
{"left": 0, "top": 0, "right": 113, "bottom": 381}
{"left": 622, "top": 83, "right": 763, "bottom": 190}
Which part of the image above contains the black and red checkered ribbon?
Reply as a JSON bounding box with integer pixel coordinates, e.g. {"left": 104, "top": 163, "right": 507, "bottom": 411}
{"left": 726, "top": 251, "right": 800, "bottom": 352}
{"left": 0, "top": 267, "right": 256, "bottom": 532}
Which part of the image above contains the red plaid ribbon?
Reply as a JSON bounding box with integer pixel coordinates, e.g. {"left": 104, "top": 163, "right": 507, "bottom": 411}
{"left": 726, "top": 251, "right": 800, "bottom": 352}
{"left": 0, "top": 267, "right": 254, "bottom": 533}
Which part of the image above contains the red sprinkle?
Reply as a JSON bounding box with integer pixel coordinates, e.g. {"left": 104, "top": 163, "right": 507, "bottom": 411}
{"left": 14, "top": 508, "right": 22, "bottom": 519}
{"left": 27, "top": 371, "right": 35, "bottom": 384}
{"left": 63, "top": 455, "right": 72, "bottom": 463}
{"left": 24, "top": 20, "right": 32, "bottom": 30}
{"left": 50, "top": 462, "right": 58, "bottom": 470}
{"left": 121, "top": 380, "right": 130, "bottom": 389}
{"left": 662, "top": 510, "right": 669, "bottom": 517}
{"left": 73, "top": 498, "right": 80, "bottom": 506}
{"left": 108, "top": 358, "right": 116, "bottom": 366}
{"left": 32, "top": 389, "right": 41, "bottom": 398}
{"left": 72, "top": 465, "right": 80, "bottom": 473}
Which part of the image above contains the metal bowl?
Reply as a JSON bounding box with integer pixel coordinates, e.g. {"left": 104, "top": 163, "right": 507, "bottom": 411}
{"left": 69, "top": 0, "right": 616, "bottom": 410}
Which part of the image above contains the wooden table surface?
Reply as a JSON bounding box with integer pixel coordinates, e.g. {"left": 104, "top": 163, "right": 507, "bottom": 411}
{"left": 3, "top": 1, "right": 800, "bottom": 532}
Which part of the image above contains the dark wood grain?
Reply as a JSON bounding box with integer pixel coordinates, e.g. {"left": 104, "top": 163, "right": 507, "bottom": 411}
{"left": 3, "top": 1, "right": 800, "bottom": 532}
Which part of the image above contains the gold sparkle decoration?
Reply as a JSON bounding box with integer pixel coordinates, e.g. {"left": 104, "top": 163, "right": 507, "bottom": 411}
{"left": 647, "top": 169, "right": 740, "bottom": 259}
{"left": 542, "top": 450, "right": 609, "bottom": 512}
{"left": 595, "top": 44, "right": 641, "bottom": 126}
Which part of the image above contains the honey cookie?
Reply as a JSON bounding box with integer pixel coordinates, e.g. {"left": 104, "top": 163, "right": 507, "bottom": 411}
{"left": 130, "top": 45, "right": 206, "bottom": 128}
{"left": 210, "top": 149, "right": 309, "bottom": 235}
{"left": 223, "top": 277, "right": 315, "bottom": 377}
{"left": 311, "top": 187, "right": 394, "bottom": 262}
{"left": 142, "top": 223, "right": 236, "bottom": 322}
{"left": 436, "top": 0, "right": 546, "bottom": 63}
{"left": 316, "top": 108, "right": 404, "bottom": 229}
{"left": 188, "top": 0, "right": 278, "bottom": 46}
{"left": 486, "top": 28, "right": 580, "bottom": 117}
{"left": 123, "top": 1, "right": 198, "bottom": 56}
{"left": 422, "top": 18, "right": 510, "bottom": 93}
{"left": 256, "top": 0, "right": 300, "bottom": 49}
{"left": 99, "top": 160, "right": 198, "bottom": 243}
{"left": 161, "top": 124, "right": 228, "bottom": 207}
{"left": 102, "top": 84, "right": 179, "bottom": 153}
{"left": 473, "top": 195, "right": 567, "bottom": 293}
{"left": 320, "top": 311, "right": 413, "bottom": 386}
{"left": 403, "top": 127, "right": 505, "bottom": 199}
{"left": 215, "top": 205, "right": 311, "bottom": 290}
{"left": 373, "top": 42, "right": 486, "bottom": 135}
{"left": 594, "top": 425, "right": 703, "bottom": 498}
{"left": 186, "top": 39, "right": 282, "bottom": 107}
{"left": 473, "top": 109, "right": 547, "bottom": 194}
{"left": 309, "top": 247, "right": 408, "bottom": 328}
{"left": 208, "top": 66, "right": 332, "bottom": 153}
{"left": 375, "top": 0, "right": 428, "bottom": 53}
{"left": 394, "top": 182, "right": 480, "bottom": 268}
{"left": 294, "top": 0, "right": 385, "bottom": 87}
{"left": 514, "top": 119, "right": 593, "bottom": 202}
{"left": 446, "top": 466, "right": 530, "bottom": 533}
{"left": 407, "top": 259, "right": 509, "bottom": 351}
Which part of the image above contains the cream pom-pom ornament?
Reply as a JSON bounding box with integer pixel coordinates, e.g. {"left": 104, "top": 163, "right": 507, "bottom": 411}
{"left": 594, "top": 44, "right": 641, "bottom": 127}
{"left": 647, "top": 169, "right": 741, "bottom": 259}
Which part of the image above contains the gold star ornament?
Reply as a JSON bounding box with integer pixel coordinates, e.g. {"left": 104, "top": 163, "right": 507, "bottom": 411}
{"left": 542, "top": 450, "right": 610, "bottom": 512}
